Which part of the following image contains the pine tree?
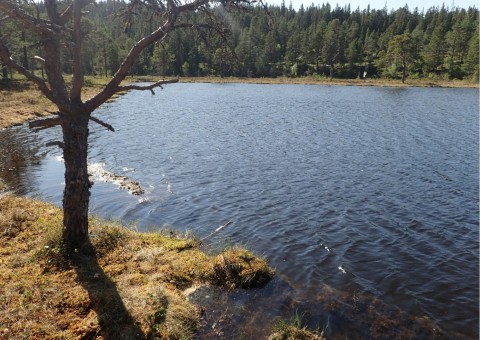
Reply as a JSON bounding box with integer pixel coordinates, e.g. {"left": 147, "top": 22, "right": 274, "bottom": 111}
{"left": 385, "top": 33, "right": 415, "bottom": 82}
{"left": 322, "top": 19, "right": 342, "bottom": 78}
{"left": 462, "top": 26, "right": 479, "bottom": 79}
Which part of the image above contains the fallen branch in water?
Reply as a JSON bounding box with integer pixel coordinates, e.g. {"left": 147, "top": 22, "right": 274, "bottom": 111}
{"left": 88, "top": 164, "right": 144, "bottom": 195}
{"left": 199, "top": 219, "right": 233, "bottom": 243}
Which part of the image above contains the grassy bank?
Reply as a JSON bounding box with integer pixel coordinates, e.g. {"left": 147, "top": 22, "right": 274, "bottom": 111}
{"left": 0, "top": 195, "right": 275, "bottom": 338}
{"left": 0, "top": 77, "right": 108, "bottom": 129}
{"left": 1, "top": 74, "right": 478, "bottom": 129}
{"left": 177, "top": 75, "right": 480, "bottom": 88}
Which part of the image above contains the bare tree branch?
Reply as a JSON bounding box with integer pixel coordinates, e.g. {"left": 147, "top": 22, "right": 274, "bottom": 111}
{"left": 0, "top": 42, "right": 59, "bottom": 105}
{"left": 58, "top": 2, "right": 74, "bottom": 24}
{"left": 0, "top": 0, "right": 57, "bottom": 35}
{"left": 70, "top": 0, "right": 83, "bottom": 102}
{"left": 32, "top": 55, "right": 45, "bottom": 63}
{"left": 57, "top": 0, "right": 95, "bottom": 25}
{"left": 117, "top": 78, "right": 179, "bottom": 94}
{"left": 85, "top": 21, "right": 175, "bottom": 111}
{"left": 85, "top": 0, "right": 215, "bottom": 112}
{"left": 90, "top": 116, "right": 115, "bottom": 132}
{"left": 29, "top": 116, "right": 61, "bottom": 130}
{"left": 177, "top": 0, "right": 209, "bottom": 13}
{"left": 46, "top": 141, "right": 65, "bottom": 149}
{"left": 44, "top": 0, "right": 61, "bottom": 23}
{"left": 40, "top": 0, "right": 70, "bottom": 111}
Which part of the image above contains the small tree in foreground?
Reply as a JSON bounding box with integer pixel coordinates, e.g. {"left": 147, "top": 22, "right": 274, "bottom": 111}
{"left": 0, "top": 0, "right": 254, "bottom": 249}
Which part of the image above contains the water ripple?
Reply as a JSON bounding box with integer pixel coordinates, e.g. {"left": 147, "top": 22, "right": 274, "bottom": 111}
{"left": 1, "top": 84, "right": 478, "bottom": 338}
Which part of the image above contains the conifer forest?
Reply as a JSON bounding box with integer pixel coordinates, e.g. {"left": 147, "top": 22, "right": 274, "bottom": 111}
{"left": 2, "top": 1, "right": 479, "bottom": 81}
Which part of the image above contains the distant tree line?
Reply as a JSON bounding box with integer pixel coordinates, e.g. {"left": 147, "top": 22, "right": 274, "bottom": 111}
{"left": 2, "top": 1, "right": 478, "bottom": 81}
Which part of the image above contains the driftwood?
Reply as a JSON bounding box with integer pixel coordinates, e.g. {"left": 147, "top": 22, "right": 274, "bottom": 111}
{"left": 88, "top": 165, "right": 144, "bottom": 195}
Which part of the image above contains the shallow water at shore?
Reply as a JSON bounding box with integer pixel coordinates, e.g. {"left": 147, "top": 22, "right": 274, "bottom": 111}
{"left": 1, "top": 83, "right": 478, "bottom": 338}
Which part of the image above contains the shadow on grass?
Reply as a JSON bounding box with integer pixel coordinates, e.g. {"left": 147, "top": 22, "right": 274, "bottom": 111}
{"left": 72, "top": 242, "right": 145, "bottom": 339}
{"left": 0, "top": 79, "right": 33, "bottom": 90}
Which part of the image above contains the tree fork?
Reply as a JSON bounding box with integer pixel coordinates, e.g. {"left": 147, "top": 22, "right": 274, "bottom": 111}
{"left": 1, "top": 0, "right": 254, "bottom": 250}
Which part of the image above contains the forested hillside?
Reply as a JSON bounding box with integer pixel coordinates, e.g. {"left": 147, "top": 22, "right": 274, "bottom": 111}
{"left": 1, "top": 1, "right": 478, "bottom": 81}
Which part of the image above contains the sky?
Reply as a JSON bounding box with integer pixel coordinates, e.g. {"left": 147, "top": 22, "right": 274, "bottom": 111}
{"left": 262, "top": 0, "right": 479, "bottom": 11}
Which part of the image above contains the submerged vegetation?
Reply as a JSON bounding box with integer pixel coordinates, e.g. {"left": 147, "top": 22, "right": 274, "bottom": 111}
{"left": 0, "top": 195, "right": 274, "bottom": 338}
{"left": 269, "top": 312, "right": 325, "bottom": 340}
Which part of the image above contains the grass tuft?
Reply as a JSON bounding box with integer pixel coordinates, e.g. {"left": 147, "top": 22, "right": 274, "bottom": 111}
{"left": 208, "top": 247, "right": 275, "bottom": 289}
{"left": 270, "top": 312, "right": 325, "bottom": 340}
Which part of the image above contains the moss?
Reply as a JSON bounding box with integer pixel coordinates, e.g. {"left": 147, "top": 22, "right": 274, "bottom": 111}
{"left": 0, "top": 194, "right": 275, "bottom": 339}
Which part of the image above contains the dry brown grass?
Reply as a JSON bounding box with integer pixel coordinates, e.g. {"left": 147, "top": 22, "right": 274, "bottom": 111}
{"left": 0, "top": 75, "right": 121, "bottom": 129}
{"left": 0, "top": 80, "right": 56, "bottom": 128}
{"left": 0, "top": 77, "right": 106, "bottom": 129}
{"left": 0, "top": 195, "right": 274, "bottom": 339}
{"left": 176, "top": 75, "right": 480, "bottom": 88}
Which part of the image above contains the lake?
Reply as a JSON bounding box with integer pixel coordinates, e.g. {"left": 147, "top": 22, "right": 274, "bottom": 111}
{"left": 1, "top": 83, "right": 478, "bottom": 338}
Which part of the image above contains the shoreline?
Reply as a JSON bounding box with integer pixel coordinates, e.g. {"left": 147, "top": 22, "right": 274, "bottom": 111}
{"left": 0, "top": 195, "right": 448, "bottom": 339}
{"left": 1, "top": 75, "right": 478, "bottom": 130}
{"left": 175, "top": 75, "right": 480, "bottom": 89}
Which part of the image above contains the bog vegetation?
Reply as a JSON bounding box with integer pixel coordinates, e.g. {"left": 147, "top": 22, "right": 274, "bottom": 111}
{"left": 0, "top": 195, "right": 275, "bottom": 338}
{"left": 1, "top": 1, "right": 478, "bottom": 82}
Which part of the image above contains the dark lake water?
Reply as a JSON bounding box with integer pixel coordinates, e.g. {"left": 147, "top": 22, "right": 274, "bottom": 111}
{"left": 1, "top": 83, "right": 478, "bottom": 338}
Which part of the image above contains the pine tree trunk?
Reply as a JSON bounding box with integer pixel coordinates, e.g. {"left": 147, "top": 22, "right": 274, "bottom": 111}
{"left": 61, "top": 111, "right": 91, "bottom": 248}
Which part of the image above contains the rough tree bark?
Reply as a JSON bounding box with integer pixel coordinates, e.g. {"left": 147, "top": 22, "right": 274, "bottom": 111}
{"left": 61, "top": 110, "right": 91, "bottom": 246}
{"left": 0, "top": 0, "right": 252, "bottom": 249}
